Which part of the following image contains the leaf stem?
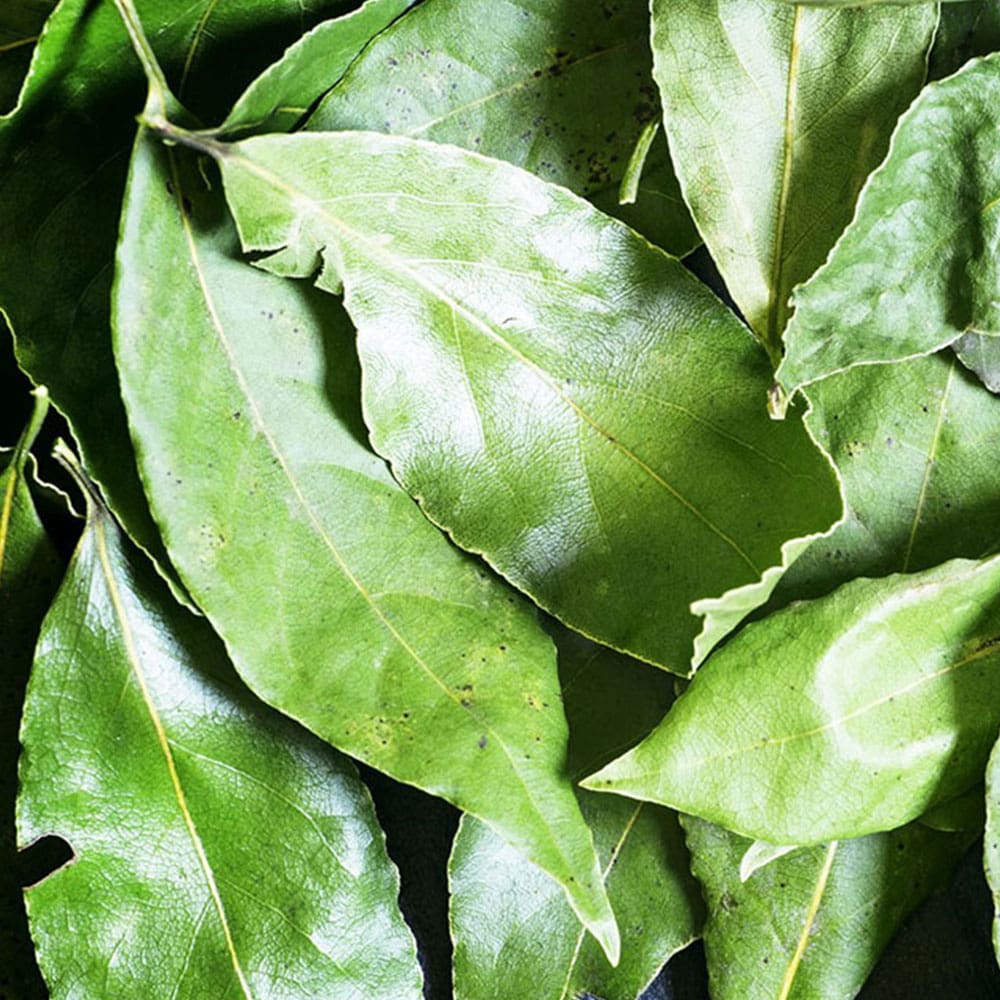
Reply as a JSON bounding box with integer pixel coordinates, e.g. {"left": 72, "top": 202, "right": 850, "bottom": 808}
{"left": 110, "top": 0, "right": 177, "bottom": 122}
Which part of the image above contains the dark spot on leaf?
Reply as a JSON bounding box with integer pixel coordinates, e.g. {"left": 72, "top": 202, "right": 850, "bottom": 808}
{"left": 232, "top": 411, "right": 241, "bottom": 420}
{"left": 478, "top": 736, "right": 487, "bottom": 749}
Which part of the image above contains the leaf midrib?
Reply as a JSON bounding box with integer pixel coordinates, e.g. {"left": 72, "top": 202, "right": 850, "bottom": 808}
{"left": 162, "top": 148, "right": 591, "bottom": 911}
{"left": 228, "top": 143, "right": 762, "bottom": 576}
{"left": 93, "top": 513, "right": 253, "bottom": 1000}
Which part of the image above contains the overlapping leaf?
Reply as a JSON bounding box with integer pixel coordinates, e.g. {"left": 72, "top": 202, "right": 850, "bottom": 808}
{"left": 221, "top": 0, "right": 415, "bottom": 137}
{"left": 773, "top": 354, "right": 1000, "bottom": 606}
{"left": 778, "top": 54, "right": 1000, "bottom": 395}
{"left": 113, "top": 134, "right": 617, "bottom": 959}
{"left": 0, "top": 390, "right": 62, "bottom": 997}
{"left": 0, "top": 0, "right": 352, "bottom": 579}
{"left": 451, "top": 632, "right": 703, "bottom": 1000}
{"left": 650, "top": 0, "right": 935, "bottom": 360}
{"left": 18, "top": 467, "right": 422, "bottom": 999}
{"left": 306, "top": 0, "right": 699, "bottom": 254}
{"left": 178, "top": 125, "right": 839, "bottom": 673}
{"left": 586, "top": 555, "right": 1000, "bottom": 844}
{"left": 685, "top": 817, "right": 973, "bottom": 1000}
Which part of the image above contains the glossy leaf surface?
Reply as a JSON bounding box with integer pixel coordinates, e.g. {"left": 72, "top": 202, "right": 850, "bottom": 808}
{"left": 650, "top": 0, "right": 935, "bottom": 358}
{"left": 113, "top": 134, "right": 616, "bottom": 959}
{"left": 222, "top": 0, "right": 414, "bottom": 136}
{"left": 195, "top": 127, "right": 839, "bottom": 673}
{"left": 0, "top": 0, "right": 352, "bottom": 576}
{"left": 685, "top": 816, "right": 973, "bottom": 1000}
{"left": 1, "top": 391, "right": 62, "bottom": 997}
{"left": 773, "top": 354, "right": 1000, "bottom": 606}
{"left": 451, "top": 632, "right": 702, "bottom": 1000}
{"left": 586, "top": 555, "right": 1000, "bottom": 844}
{"left": 18, "top": 478, "right": 422, "bottom": 999}
{"left": 778, "top": 54, "right": 1000, "bottom": 394}
{"left": 306, "top": 0, "right": 699, "bottom": 254}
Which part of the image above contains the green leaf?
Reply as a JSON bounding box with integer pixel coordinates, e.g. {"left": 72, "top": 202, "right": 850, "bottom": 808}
{"left": 450, "top": 631, "right": 703, "bottom": 1000}
{"left": 221, "top": 0, "right": 415, "bottom": 137}
{"left": 185, "top": 126, "right": 839, "bottom": 673}
{"left": 113, "top": 133, "right": 617, "bottom": 961}
{"left": 650, "top": 0, "right": 936, "bottom": 360}
{"left": 955, "top": 333, "right": 1000, "bottom": 393}
{"left": 1, "top": 388, "right": 62, "bottom": 998}
{"left": 305, "top": 0, "right": 699, "bottom": 255}
{"left": 585, "top": 554, "right": 1000, "bottom": 844}
{"left": 0, "top": 0, "right": 54, "bottom": 114}
{"left": 774, "top": 354, "right": 1000, "bottom": 606}
{"left": 684, "top": 816, "right": 974, "bottom": 1000}
{"left": 920, "top": 785, "right": 985, "bottom": 833}
{"left": 18, "top": 460, "right": 423, "bottom": 999}
{"left": 778, "top": 54, "right": 1000, "bottom": 395}
{"left": 0, "top": 0, "right": 353, "bottom": 594}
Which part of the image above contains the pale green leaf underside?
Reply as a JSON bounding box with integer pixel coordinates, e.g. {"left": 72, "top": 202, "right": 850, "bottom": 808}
{"left": 778, "top": 54, "right": 1000, "bottom": 394}
{"left": 685, "top": 816, "right": 973, "bottom": 1000}
{"left": 204, "top": 128, "right": 839, "bottom": 674}
{"left": 650, "top": 0, "right": 935, "bottom": 358}
{"left": 18, "top": 500, "right": 421, "bottom": 999}
{"left": 306, "top": 0, "right": 699, "bottom": 255}
{"left": 113, "top": 135, "right": 616, "bottom": 960}
{"left": 586, "top": 555, "right": 1000, "bottom": 844}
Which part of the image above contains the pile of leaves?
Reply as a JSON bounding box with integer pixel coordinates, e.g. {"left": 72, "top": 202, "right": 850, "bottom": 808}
{"left": 5, "top": 0, "right": 1000, "bottom": 996}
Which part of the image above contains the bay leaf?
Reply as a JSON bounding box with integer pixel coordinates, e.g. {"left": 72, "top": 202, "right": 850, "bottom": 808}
{"left": 305, "top": 0, "right": 699, "bottom": 254}
{"left": 18, "top": 459, "right": 423, "bottom": 999}
{"left": 113, "top": 134, "right": 617, "bottom": 959}
{"left": 585, "top": 554, "right": 1000, "bottom": 844}
{"left": 650, "top": 0, "right": 935, "bottom": 361}
{"left": 451, "top": 632, "right": 703, "bottom": 1000}
{"left": 777, "top": 54, "right": 1000, "bottom": 395}
{"left": 168, "top": 125, "right": 839, "bottom": 673}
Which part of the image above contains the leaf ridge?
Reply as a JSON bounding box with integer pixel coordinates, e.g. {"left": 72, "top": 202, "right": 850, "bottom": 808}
{"left": 901, "top": 358, "right": 955, "bottom": 572}
{"left": 165, "top": 150, "right": 587, "bottom": 893}
{"left": 556, "top": 801, "right": 645, "bottom": 1000}
{"left": 226, "top": 148, "right": 763, "bottom": 574}
{"left": 776, "top": 840, "right": 838, "bottom": 1000}
{"left": 766, "top": 4, "right": 803, "bottom": 354}
{"left": 93, "top": 513, "right": 254, "bottom": 1000}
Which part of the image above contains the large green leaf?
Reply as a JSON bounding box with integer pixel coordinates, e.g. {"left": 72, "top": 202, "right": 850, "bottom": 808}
{"left": 450, "top": 631, "right": 703, "bottom": 1000}
{"left": 0, "top": 0, "right": 353, "bottom": 583}
{"left": 1, "top": 389, "right": 62, "bottom": 998}
{"left": 0, "top": 0, "right": 54, "bottom": 114}
{"left": 777, "top": 54, "right": 1000, "bottom": 395}
{"left": 113, "top": 133, "right": 617, "bottom": 959}
{"left": 305, "top": 0, "right": 699, "bottom": 255}
{"left": 585, "top": 554, "right": 1000, "bottom": 844}
{"left": 684, "top": 816, "right": 974, "bottom": 1000}
{"left": 650, "top": 0, "right": 935, "bottom": 361}
{"left": 221, "top": 0, "right": 415, "bottom": 136}
{"left": 773, "top": 354, "right": 1000, "bottom": 606}
{"left": 173, "top": 125, "right": 839, "bottom": 673}
{"left": 18, "top": 463, "right": 423, "bottom": 999}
